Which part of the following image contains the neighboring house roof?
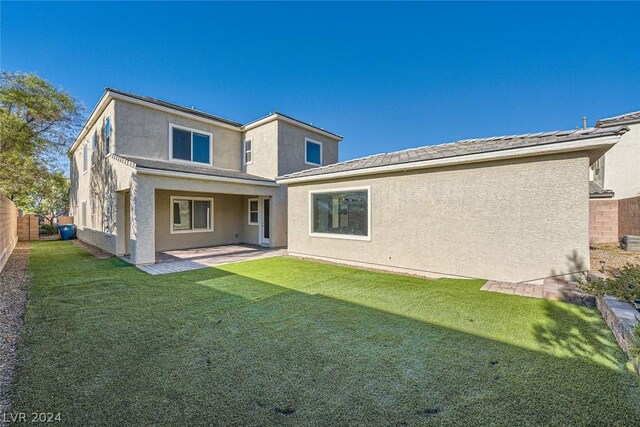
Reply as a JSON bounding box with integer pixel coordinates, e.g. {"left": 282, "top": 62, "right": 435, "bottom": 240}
{"left": 278, "top": 126, "right": 628, "bottom": 183}
{"left": 113, "top": 154, "right": 278, "bottom": 185}
{"left": 596, "top": 110, "right": 640, "bottom": 127}
{"left": 589, "top": 181, "right": 615, "bottom": 199}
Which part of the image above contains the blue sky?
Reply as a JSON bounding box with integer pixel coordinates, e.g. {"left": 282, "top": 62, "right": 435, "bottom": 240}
{"left": 2, "top": 1, "right": 639, "bottom": 162}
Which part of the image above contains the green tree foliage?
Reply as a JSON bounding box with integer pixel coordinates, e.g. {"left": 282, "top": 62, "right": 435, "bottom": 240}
{"left": 0, "top": 71, "right": 82, "bottom": 209}
{"left": 14, "top": 171, "right": 70, "bottom": 224}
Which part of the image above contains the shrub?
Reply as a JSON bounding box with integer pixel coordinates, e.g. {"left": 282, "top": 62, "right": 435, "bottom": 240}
{"left": 40, "top": 224, "right": 58, "bottom": 235}
{"left": 578, "top": 263, "right": 640, "bottom": 304}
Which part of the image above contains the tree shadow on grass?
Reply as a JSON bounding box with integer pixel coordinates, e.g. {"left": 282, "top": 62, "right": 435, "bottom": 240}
{"left": 12, "top": 254, "right": 640, "bottom": 426}
{"left": 531, "top": 300, "right": 623, "bottom": 368}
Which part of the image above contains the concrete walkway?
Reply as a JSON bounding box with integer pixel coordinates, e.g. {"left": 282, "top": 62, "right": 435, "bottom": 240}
{"left": 133, "top": 244, "right": 287, "bottom": 275}
{"left": 481, "top": 277, "right": 595, "bottom": 306}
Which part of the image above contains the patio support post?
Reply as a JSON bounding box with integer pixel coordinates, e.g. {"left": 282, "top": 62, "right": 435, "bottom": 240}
{"left": 129, "top": 176, "right": 156, "bottom": 265}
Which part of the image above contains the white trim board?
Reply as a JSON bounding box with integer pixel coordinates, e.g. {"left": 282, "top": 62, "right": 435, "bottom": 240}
{"left": 136, "top": 167, "right": 280, "bottom": 187}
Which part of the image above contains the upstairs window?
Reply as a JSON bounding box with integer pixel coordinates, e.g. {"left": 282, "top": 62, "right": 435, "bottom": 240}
{"left": 305, "top": 138, "right": 322, "bottom": 166}
{"left": 104, "top": 116, "right": 111, "bottom": 155}
{"left": 243, "top": 138, "right": 252, "bottom": 165}
{"left": 170, "top": 124, "right": 212, "bottom": 165}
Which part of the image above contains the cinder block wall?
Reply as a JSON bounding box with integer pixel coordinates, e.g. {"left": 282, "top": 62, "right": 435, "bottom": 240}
{"left": 17, "top": 215, "right": 39, "bottom": 242}
{"left": 618, "top": 196, "right": 640, "bottom": 237}
{"left": 589, "top": 196, "right": 640, "bottom": 243}
{"left": 0, "top": 193, "right": 19, "bottom": 272}
{"left": 589, "top": 200, "right": 619, "bottom": 243}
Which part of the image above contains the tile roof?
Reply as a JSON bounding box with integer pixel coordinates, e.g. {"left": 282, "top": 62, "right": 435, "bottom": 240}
{"left": 596, "top": 111, "right": 640, "bottom": 126}
{"left": 106, "top": 88, "right": 243, "bottom": 127}
{"left": 589, "top": 181, "right": 614, "bottom": 199}
{"left": 105, "top": 88, "right": 341, "bottom": 138}
{"left": 113, "top": 155, "right": 276, "bottom": 183}
{"left": 278, "top": 126, "right": 628, "bottom": 181}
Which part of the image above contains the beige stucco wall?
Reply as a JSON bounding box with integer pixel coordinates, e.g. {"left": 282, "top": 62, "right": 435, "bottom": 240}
{"left": 70, "top": 99, "right": 136, "bottom": 254}
{"left": 242, "top": 120, "right": 279, "bottom": 179}
{"left": 115, "top": 100, "right": 243, "bottom": 170}
{"left": 154, "top": 190, "right": 259, "bottom": 251}
{"left": 287, "top": 152, "right": 591, "bottom": 283}
{"left": 128, "top": 174, "right": 281, "bottom": 263}
{"left": 0, "top": 193, "right": 19, "bottom": 273}
{"left": 72, "top": 155, "right": 135, "bottom": 254}
{"left": 601, "top": 122, "right": 640, "bottom": 199}
{"left": 277, "top": 121, "right": 339, "bottom": 176}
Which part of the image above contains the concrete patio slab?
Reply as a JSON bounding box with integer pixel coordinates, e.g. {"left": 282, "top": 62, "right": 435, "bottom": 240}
{"left": 127, "top": 245, "right": 287, "bottom": 275}
{"left": 481, "top": 277, "right": 595, "bottom": 306}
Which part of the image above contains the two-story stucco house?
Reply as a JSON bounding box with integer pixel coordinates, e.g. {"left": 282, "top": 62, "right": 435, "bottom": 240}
{"left": 68, "top": 88, "right": 342, "bottom": 265}
{"left": 70, "top": 89, "right": 630, "bottom": 284}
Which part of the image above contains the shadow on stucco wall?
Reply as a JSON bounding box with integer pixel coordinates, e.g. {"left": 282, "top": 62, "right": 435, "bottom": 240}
{"left": 89, "top": 148, "right": 118, "bottom": 233}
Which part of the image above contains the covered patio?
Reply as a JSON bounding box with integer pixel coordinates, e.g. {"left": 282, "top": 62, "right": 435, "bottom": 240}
{"left": 129, "top": 244, "right": 287, "bottom": 275}
{"left": 111, "top": 155, "right": 288, "bottom": 266}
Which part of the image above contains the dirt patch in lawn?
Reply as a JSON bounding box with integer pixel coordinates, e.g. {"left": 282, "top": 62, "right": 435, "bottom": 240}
{"left": 72, "top": 239, "right": 112, "bottom": 259}
{"left": 0, "top": 242, "right": 30, "bottom": 423}
{"left": 590, "top": 243, "right": 640, "bottom": 276}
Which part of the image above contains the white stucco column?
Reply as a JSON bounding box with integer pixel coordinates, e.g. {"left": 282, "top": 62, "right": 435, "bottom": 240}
{"left": 129, "top": 176, "right": 155, "bottom": 265}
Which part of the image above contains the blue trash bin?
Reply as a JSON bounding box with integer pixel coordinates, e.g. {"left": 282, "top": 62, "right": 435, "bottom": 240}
{"left": 56, "top": 224, "right": 76, "bottom": 240}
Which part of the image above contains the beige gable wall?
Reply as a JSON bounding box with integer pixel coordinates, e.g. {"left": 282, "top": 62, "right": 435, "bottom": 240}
{"left": 277, "top": 121, "right": 339, "bottom": 176}
{"left": 115, "top": 100, "right": 243, "bottom": 170}
{"left": 242, "top": 120, "right": 279, "bottom": 179}
{"left": 601, "top": 122, "right": 640, "bottom": 199}
{"left": 287, "top": 152, "right": 590, "bottom": 283}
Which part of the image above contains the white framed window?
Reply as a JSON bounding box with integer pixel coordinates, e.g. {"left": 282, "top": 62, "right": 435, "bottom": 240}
{"left": 309, "top": 186, "right": 371, "bottom": 241}
{"left": 81, "top": 201, "right": 87, "bottom": 229}
{"left": 169, "top": 124, "right": 213, "bottom": 166}
{"left": 82, "top": 144, "right": 89, "bottom": 173}
{"left": 305, "top": 138, "right": 322, "bottom": 166}
{"left": 248, "top": 198, "right": 259, "bottom": 225}
{"left": 170, "top": 196, "right": 214, "bottom": 234}
{"left": 104, "top": 116, "right": 111, "bottom": 155}
{"left": 243, "top": 138, "right": 253, "bottom": 165}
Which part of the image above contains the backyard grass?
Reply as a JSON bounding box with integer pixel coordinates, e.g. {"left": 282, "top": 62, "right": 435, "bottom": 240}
{"left": 11, "top": 241, "right": 640, "bottom": 425}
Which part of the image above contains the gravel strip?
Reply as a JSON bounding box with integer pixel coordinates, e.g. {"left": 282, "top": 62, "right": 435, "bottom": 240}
{"left": 590, "top": 243, "right": 640, "bottom": 276}
{"left": 72, "top": 239, "right": 112, "bottom": 259}
{"left": 0, "top": 242, "right": 30, "bottom": 423}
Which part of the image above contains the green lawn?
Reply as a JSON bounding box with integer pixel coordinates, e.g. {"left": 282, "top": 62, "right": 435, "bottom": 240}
{"left": 12, "top": 241, "right": 640, "bottom": 425}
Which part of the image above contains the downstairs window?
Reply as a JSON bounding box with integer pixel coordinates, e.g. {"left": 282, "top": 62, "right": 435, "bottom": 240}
{"left": 311, "top": 187, "right": 369, "bottom": 240}
{"left": 171, "top": 197, "right": 213, "bottom": 233}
